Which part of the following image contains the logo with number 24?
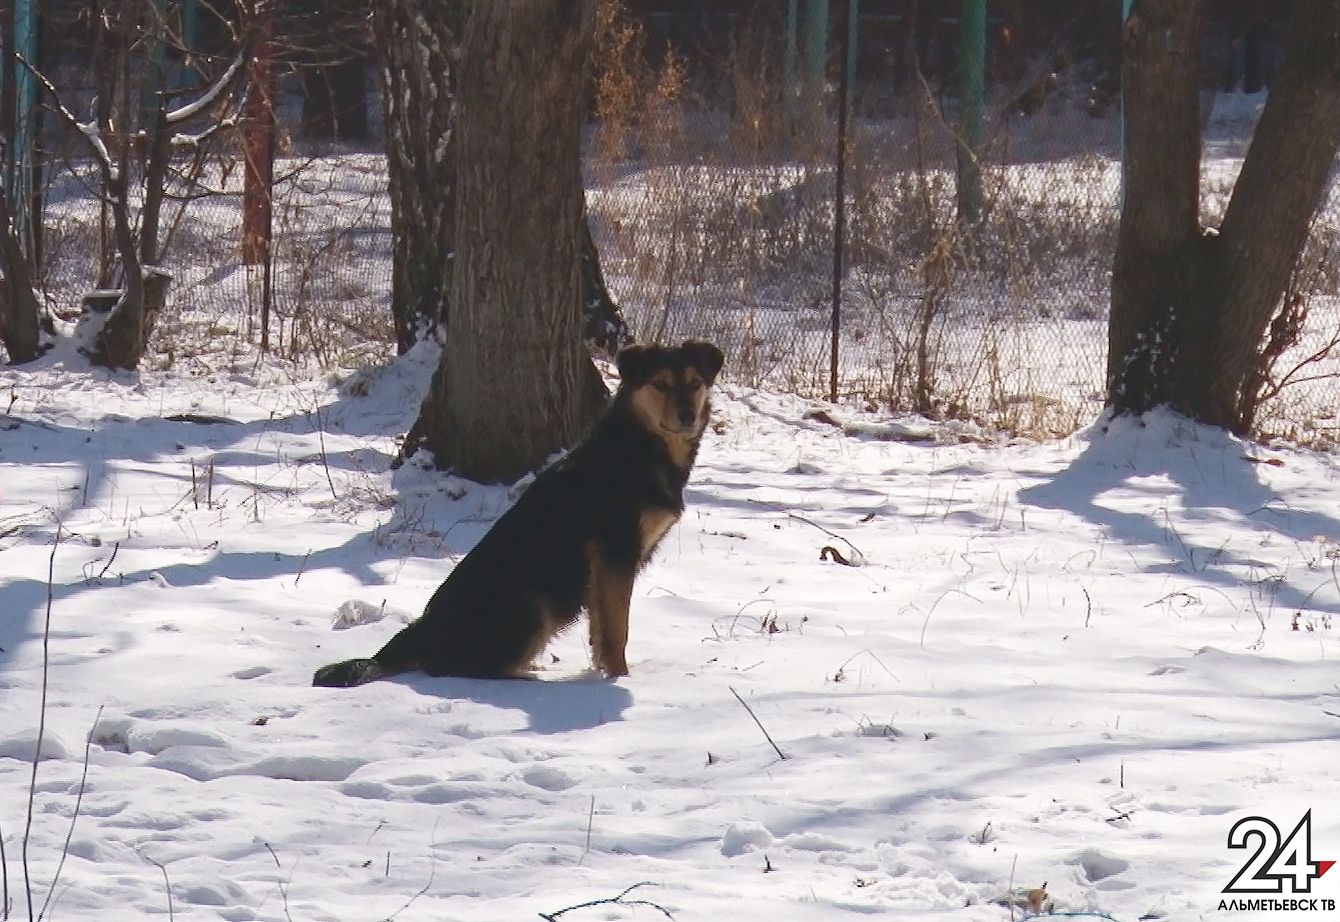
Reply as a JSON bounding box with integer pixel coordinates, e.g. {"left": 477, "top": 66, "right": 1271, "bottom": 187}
{"left": 1224, "top": 811, "right": 1335, "bottom": 894}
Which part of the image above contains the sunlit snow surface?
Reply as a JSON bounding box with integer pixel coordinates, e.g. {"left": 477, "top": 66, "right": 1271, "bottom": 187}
{"left": 2, "top": 339, "right": 1338, "bottom": 921}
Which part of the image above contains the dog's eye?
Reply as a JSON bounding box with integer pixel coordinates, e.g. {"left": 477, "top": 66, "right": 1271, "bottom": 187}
{"left": 652, "top": 381, "right": 672, "bottom": 393}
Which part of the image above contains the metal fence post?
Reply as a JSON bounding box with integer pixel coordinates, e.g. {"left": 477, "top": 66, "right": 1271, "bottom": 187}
{"left": 846, "top": 0, "right": 859, "bottom": 108}
{"left": 830, "top": 0, "right": 853, "bottom": 402}
{"left": 1119, "top": 0, "right": 1134, "bottom": 208}
{"left": 785, "top": 0, "right": 798, "bottom": 134}
{"left": 11, "top": 0, "right": 39, "bottom": 263}
{"left": 182, "top": 0, "right": 201, "bottom": 89}
{"left": 805, "top": 0, "right": 829, "bottom": 114}
{"left": 956, "top": 0, "right": 985, "bottom": 226}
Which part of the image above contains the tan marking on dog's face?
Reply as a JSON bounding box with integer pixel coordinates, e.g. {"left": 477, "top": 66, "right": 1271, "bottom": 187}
{"left": 628, "top": 367, "right": 711, "bottom": 440}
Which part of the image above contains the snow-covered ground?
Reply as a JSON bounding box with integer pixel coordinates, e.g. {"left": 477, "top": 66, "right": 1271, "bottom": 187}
{"left": 2, "top": 339, "right": 1338, "bottom": 921}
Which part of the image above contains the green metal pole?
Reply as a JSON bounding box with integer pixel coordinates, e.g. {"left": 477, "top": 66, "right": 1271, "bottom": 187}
{"left": 785, "top": 0, "right": 798, "bottom": 134}
{"left": 830, "top": 0, "right": 852, "bottom": 403}
{"left": 846, "top": 0, "right": 859, "bottom": 109}
{"left": 145, "top": 0, "right": 168, "bottom": 123}
{"left": 804, "top": 0, "right": 828, "bottom": 114}
{"left": 13, "top": 0, "right": 38, "bottom": 261}
{"left": 182, "top": 0, "right": 200, "bottom": 89}
{"left": 1119, "top": 0, "right": 1134, "bottom": 208}
{"left": 956, "top": 0, "right": 986, "bottom": 227}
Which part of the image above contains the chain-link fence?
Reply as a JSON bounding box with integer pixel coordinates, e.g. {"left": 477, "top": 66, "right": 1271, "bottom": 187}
{"left": 21, "top": 3, "right": 1340, "bottom": 444}
{"left": 583, "top": 3, "right": 1340, "bottom": 442}
{"left": 34, "top": 54, "right": 396, "bottom": 371}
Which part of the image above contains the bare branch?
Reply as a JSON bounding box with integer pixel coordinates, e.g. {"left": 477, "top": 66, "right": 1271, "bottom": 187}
{"left": 166, "top": 51, "right": 246, "bottom": 125}
{"left": 14, "top": 54, "right": 113, "bottom": 175}
{"left": 539, "top": 882, "right": 673, "bottom": 921}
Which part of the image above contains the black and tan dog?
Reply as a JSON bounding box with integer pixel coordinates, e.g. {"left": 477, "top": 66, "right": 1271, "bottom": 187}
{"left": 313, "top": 340, "right": 724, "bottom": 687}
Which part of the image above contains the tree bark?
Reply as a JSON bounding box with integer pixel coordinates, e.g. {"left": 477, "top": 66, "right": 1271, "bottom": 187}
{"left": 580, "top": 202, "right": 632, "bottom": 356}
{"left": 1206, "top": 0, "right": 1340, "bottom": 430}
{"left": 373, "top": 0, "right": 460, "bottom": 354}
{"left": 84, "top": 5, "right": 147, "bottom": 370}
{"left": 241, "top": 9, "right": 276, "bottom": 267}
{"left": 406, "top": 0, "right": 600, "bottom": 484}
{"left": 1109, "top": 0, "right": 1340, "bottom": 434}
{"left": 1107, "top": 0, "right": 1206, "bottom": 416}
{"left": 0, "top": 191, "right": 43, "bottom": 364}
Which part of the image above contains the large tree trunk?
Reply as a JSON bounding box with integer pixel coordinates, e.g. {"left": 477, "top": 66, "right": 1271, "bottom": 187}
{"left": 405, "top": 0, "right": 599, "bottom": 484}
{"left": 1206, "top": 0, "right": 1340, "bottom": 429}
{"left": 1107, "top": 0, "right": 1206, "bottom": 416}
{"left": 1109, "top": 0, "right": 1340, "bottom": 434}
{"left": 373, "top": 0, "right": 460, "bottom": 354}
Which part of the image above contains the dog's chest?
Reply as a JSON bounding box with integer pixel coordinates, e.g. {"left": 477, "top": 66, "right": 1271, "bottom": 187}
{"left": 637, "top": 507, "right": 680, "bottom": 559}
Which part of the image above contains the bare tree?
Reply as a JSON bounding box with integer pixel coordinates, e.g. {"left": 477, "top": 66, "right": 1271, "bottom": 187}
{"left": 1109, "top": 0, "right": 1340, "bottom": 433}
{"left": 31, "top": 2, "right": 245, "bottom": 369}
{"left": 404, "top": 0, "right": 604, "bottom": 483}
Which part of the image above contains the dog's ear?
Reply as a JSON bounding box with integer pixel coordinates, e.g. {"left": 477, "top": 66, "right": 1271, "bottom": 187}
{"left": 681, "top": 340, "right": 724, "bottom": 385}
{"left": 616, "top": 344, "right": 654, "bottom": 386}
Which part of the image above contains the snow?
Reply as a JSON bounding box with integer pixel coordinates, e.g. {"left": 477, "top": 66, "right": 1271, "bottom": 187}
{"left": 3, "top": 339, "right": 1340, "bottom": 921}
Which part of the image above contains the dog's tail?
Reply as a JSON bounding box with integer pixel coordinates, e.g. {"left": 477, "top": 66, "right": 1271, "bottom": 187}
{"left": 312, "top": 623, "right": 423, "bottom": 688}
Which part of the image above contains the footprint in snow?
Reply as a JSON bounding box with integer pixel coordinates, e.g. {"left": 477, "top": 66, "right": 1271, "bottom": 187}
{"left": 720, "top": 821, "right": 774, "bottom": 857}
{"left": 1070, "top": 847, "right": 1130, "bottom": 883}
{"left": 521, "top": 765, "right": 577, "bottom": 791}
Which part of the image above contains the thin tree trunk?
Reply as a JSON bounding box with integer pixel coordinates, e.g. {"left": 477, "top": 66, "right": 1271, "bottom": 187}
{"left": 408, "top": 0, "right": 599, "bottom": 483}
{"left": 1206, "top": 0, "right": 1340, "bottom": 431}
{"left": 373, "top": 0, "right": 459, "bottom": 353}
{"left": 85, "top": 8, "right": 146, "bottom": 370}
{"left": 0, "top": 192, "right": 43, "bottom": 363}
{"left": 90, "top": 159, "right": 147, "bottom": 369}
{"left": 241, "top": 10, "right": 276, "bottom": 268}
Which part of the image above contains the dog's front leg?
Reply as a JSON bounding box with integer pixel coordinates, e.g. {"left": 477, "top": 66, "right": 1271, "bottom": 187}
{"left": 585, "top": 543, "right": 634, "bottom": 677}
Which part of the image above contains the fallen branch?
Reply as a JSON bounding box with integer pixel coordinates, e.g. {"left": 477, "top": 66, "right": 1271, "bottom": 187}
{"left": 729, "top": 686, "right": 788, "bottom": 761}
{"left": 820, "top": 545, "right": 856, "bottom": 566}
{"left": 539, "top": 882, "right": 673, "bottom": 921}
{"left": 788, "top": 512, "right": 867, "bottom": 565}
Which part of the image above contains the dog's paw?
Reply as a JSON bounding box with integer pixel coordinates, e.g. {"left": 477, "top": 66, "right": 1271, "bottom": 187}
{"left": 313, "top": 658, "right": 383, "bottom": 687}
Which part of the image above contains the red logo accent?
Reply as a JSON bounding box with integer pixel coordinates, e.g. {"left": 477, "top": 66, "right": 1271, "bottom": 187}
{"left": 1319, "top": 860, "right": 1336, "bottom": 878}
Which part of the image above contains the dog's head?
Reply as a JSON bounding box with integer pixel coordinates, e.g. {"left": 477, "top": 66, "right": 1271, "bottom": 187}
{"left": 617, "top": 340, "right": 724, "bottom": 441}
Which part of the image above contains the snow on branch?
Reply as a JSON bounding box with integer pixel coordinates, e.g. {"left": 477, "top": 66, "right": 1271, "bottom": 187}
{"left": 15, "top": 53, "right": 114, "bottom": 176}
{"left": 166, "top": 52, "right": 245, "bottom": 126}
